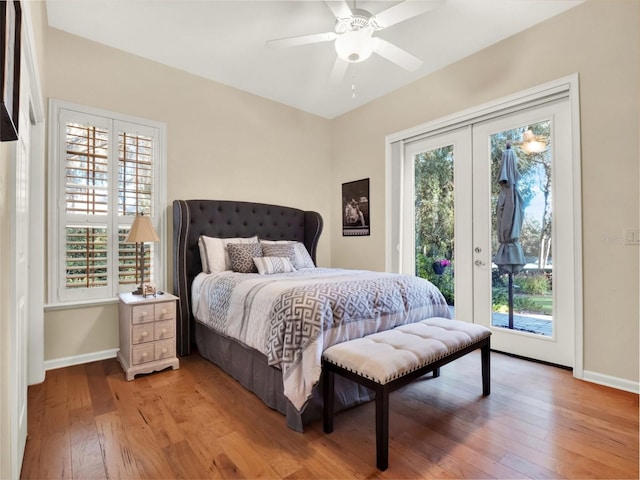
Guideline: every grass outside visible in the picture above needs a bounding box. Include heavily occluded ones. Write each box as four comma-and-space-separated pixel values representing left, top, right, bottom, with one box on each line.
526, 294, 552, 315
494, 293, 552, 316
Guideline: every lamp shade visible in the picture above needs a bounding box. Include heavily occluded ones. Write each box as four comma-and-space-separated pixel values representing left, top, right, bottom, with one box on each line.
125, 214, 160, 243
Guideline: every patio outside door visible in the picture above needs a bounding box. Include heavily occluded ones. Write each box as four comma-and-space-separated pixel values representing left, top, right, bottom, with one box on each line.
403, 99, 574, 367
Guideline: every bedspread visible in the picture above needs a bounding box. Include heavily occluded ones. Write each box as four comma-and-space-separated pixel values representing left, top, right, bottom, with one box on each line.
192, 268, 451, 410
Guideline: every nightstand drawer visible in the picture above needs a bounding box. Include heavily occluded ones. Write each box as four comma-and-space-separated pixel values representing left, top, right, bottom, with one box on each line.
132, 304, 154, 324
155, 302, 175, 321
132, 324, 154, 344
132, 343, 155, 365
154, 320, 174, 340
155, 339, 175, 361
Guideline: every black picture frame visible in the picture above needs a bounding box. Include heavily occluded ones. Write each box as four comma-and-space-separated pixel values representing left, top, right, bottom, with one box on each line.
1, 0, 21, 142
342, 178, 370, 236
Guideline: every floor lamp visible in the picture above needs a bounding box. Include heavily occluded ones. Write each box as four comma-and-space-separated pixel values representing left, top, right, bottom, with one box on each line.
125, 213, 160, 297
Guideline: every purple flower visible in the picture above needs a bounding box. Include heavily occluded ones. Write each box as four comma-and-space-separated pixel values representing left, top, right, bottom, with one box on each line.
437, 259, 451, 267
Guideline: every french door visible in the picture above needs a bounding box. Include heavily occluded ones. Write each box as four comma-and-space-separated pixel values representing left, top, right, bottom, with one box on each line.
401, 99, 574, 367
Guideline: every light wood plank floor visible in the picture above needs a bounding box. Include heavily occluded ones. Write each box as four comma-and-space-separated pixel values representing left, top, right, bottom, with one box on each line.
21, 351, 638, 479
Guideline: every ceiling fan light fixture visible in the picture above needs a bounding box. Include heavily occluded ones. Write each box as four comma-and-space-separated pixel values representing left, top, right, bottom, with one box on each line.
335, 28, 375, 63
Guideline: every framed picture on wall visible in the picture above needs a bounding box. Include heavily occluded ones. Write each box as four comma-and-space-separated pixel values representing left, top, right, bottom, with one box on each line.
1, 0, 21, 142
342, 178, 370, 236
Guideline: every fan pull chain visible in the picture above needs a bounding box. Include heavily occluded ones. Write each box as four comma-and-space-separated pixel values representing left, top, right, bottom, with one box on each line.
351, 63, 357, 100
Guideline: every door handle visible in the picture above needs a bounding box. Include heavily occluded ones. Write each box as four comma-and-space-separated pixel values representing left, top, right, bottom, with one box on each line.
475, 260, 485, 266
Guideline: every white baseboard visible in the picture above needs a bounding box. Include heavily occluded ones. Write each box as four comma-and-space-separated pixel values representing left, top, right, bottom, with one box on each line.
41, 350, 640, 395
582, 370, 639, 394
44, 348, 119, 371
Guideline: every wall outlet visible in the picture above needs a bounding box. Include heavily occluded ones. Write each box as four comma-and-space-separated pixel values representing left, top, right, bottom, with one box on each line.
623, 228, 640, 245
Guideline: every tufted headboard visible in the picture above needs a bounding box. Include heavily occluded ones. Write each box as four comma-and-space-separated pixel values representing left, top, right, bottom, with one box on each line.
172, 199, 323, 355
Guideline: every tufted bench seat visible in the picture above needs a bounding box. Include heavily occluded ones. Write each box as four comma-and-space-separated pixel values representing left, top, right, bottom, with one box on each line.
322, 317, 491, 471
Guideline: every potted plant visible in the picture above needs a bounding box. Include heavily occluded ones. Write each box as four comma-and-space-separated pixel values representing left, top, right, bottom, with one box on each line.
432, 259, 451, 275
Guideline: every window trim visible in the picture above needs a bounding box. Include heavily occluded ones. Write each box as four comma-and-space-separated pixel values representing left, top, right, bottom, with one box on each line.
47, 99, 167, 308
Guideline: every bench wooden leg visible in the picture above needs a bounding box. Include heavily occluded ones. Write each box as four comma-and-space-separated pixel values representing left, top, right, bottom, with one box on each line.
481, 340, 490, 396
375, 385, 389, 471
323, 368, 335, 433
432, 367, 440, 378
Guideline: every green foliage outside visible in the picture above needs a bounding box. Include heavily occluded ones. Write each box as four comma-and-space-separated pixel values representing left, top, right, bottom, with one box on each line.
492, 271, 550, 314
417, 254, 454, 305
414, 146, 455, 305
514, 273, 550, 295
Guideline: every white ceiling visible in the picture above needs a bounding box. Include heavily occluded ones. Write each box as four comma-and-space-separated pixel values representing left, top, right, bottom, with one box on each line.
45, 0, 582, 119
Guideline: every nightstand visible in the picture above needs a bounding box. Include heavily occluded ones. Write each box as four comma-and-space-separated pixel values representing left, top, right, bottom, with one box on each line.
117, 291, 180, 381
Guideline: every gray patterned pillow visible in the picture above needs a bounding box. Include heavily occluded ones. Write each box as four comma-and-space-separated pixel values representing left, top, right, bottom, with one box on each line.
227, 243, 263, 273
262, 243, 296, 266
260, 240, 316, 269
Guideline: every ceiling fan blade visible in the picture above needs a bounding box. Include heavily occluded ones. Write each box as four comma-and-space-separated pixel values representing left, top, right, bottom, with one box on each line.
329, 56, 349, 85
325, 0, 352, 20
266, 31, 336, 48
373, 38, 423, 71
371, 0, 444, 29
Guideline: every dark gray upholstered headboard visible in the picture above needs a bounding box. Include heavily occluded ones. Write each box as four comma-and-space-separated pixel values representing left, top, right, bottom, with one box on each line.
173, 199, 323, 355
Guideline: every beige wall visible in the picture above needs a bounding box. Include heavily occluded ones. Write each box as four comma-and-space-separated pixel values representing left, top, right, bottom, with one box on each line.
38, 9, 332, 361
330, 0, 639, 384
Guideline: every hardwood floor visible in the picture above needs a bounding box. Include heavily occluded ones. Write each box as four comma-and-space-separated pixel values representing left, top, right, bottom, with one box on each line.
21, 351, 638, 479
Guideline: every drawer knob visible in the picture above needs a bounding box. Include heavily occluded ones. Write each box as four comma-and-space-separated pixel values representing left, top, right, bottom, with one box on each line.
162, 348, 168, 354
161, 308, 168, 315
142, 352, 148, 358
161, 328, 167, 334
141, 311, 148, 316
141, 331, 148, 337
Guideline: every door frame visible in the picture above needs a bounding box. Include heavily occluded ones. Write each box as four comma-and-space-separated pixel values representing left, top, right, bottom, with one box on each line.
1, 2, 46, 477
385, 74, 583, 377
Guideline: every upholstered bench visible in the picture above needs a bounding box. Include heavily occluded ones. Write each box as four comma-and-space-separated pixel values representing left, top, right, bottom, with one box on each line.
322, 317, 491, 471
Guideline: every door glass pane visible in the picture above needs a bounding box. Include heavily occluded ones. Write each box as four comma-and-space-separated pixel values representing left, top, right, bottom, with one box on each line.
414, 145, 455, 311
490, 121, 552, 336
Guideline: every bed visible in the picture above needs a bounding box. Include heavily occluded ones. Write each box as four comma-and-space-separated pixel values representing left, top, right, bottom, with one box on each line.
173, 199, 451, 431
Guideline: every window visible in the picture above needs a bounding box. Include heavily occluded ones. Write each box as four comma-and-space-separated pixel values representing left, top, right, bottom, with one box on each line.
48, 100, 166, 305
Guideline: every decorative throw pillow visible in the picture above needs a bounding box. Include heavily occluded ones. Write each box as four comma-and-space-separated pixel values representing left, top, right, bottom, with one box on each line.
253, 257, 296, 275
262, 243, 297, 266
198, 235, 259, 273
291, 242, 315, 269
259, 239, 291, 245
227, 243, 263, 273
261, 240, 316, 269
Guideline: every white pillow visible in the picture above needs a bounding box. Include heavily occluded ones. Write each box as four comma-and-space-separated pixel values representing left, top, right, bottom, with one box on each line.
253, 256, 297, 275
292, 242, 315, 269
198, 235, 259, 273
260, 239, 315, 269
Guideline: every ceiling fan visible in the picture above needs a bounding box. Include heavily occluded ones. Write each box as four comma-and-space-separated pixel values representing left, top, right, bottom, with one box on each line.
266, 0, 444, 84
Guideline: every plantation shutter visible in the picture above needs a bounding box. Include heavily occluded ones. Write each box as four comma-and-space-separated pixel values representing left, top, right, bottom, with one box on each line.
118, 130, 155, 287
64, 124, 109, 290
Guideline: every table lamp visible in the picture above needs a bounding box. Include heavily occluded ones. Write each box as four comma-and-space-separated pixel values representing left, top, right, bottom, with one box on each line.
125, 213, 160, 296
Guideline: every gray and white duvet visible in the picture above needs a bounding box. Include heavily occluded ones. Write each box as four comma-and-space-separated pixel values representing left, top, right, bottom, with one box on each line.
192, 268, 451, 411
